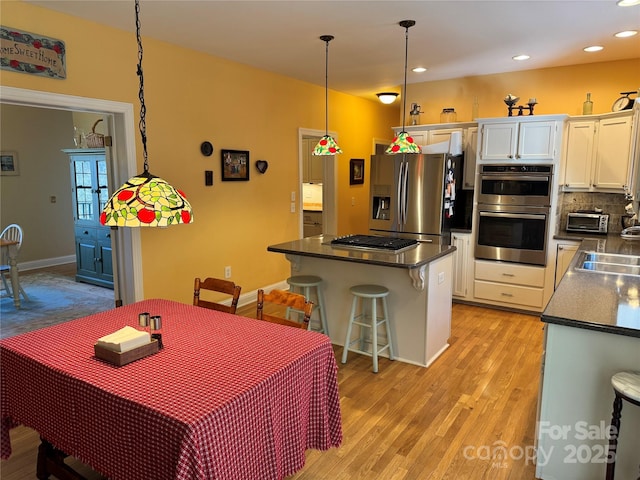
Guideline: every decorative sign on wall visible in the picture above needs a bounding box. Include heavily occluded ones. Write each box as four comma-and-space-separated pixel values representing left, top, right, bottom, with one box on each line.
0, 26, 66, 79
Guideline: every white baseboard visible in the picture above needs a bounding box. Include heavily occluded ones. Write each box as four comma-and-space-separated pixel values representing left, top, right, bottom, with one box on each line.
19, 255, 76, 272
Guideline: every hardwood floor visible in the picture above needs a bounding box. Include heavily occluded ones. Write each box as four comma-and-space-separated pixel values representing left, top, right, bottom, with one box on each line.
1, 303, 542, 480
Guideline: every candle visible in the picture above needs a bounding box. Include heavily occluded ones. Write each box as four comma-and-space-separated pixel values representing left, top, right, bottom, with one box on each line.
528, 98, 537, 104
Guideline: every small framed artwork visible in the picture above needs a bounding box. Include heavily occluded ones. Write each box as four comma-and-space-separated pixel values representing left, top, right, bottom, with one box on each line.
221, 149, 250, 181
350, 158, 364, 185
0, 152, 19, 176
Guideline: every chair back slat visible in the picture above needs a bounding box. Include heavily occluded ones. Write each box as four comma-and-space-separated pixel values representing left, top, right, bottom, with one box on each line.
193, 277, 241, 314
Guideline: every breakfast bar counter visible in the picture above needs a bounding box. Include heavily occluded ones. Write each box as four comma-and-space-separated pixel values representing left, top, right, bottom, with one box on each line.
268, 235, 456, 368
536, 236, 640, 480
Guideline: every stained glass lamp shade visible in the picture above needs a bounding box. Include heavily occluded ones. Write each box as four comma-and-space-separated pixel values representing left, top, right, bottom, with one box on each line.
386, 132, 421, 154
313, 35, 342, 156
101, 171, 192, 227
313, 135, 342, 155
100, 0, 192, 228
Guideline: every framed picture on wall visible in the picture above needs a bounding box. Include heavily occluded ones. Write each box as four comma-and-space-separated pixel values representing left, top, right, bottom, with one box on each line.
0, 152, 19, 176
350, 158, 364, 185
221, 149, 250, 181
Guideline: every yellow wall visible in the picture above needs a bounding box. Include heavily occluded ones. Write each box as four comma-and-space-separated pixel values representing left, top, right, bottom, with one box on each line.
2, 2, 638, 304
0, 1, 398, 302
404, 59, 639, 125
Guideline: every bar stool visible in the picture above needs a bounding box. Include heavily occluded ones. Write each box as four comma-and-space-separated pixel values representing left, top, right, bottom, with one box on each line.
341, 284, 394, 373
286, 275, 329, 335
606, 371, 640, 480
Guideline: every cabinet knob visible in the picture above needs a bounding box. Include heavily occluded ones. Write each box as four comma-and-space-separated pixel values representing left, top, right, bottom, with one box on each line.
83, 230, 89, 235
515, 154, 521, 159
508, 155, 513, 159
558, 246, 564, 250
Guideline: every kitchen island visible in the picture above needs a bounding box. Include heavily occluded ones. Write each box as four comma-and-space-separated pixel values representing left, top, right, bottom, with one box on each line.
537, 236, 640, 480
267, 234, 455, 368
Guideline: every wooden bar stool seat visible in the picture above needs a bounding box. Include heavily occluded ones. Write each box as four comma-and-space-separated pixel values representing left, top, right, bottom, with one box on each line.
606, 371, 640, 480
341, 284, 394, 373
286, 275, 329, 335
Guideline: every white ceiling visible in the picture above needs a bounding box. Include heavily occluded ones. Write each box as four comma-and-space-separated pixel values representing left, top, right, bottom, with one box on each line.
27, 0, 640, 100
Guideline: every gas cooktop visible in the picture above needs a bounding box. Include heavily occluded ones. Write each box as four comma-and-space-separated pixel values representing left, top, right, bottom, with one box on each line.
329, 234, 418, 252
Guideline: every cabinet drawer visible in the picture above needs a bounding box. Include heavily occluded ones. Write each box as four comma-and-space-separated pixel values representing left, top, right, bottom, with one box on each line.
474, 280, 544, 308
303, 211, 322, 224
74, 226, 97, 239
475, 260, 545, 287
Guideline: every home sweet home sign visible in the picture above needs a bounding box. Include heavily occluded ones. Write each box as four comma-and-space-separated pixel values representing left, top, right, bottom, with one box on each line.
0, 26, 66, 79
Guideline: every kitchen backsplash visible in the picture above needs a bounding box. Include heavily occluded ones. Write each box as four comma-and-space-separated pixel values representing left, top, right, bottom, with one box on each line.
557, 192, 629, 233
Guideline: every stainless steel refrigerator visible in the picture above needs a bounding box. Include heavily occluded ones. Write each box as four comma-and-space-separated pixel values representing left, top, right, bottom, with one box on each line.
369, 153, 463, 244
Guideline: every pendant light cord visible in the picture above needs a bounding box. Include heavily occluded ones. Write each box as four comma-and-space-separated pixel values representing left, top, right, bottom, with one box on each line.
135, 0, 149, 173
401, 24, 409, 131
324, 39, 328, 135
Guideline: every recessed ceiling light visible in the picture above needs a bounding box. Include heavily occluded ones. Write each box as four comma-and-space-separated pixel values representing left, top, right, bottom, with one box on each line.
583, 45, 604, 52
617, 0, 640, 6
412, 67, 427, 73
512, 54, 530, 61
615, 30, 638, 38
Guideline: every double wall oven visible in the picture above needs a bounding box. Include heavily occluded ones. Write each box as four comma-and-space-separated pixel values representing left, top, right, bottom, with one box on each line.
475, 164, 553, 266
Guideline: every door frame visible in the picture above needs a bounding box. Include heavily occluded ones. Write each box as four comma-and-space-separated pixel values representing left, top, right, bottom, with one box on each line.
298, 128, 337, 235
0, 86, 142, 304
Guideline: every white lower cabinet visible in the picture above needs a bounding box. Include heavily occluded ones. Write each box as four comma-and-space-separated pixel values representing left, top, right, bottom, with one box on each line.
554, 242, 579, 288
451, 232, 472, 299
474, 260, 546, 309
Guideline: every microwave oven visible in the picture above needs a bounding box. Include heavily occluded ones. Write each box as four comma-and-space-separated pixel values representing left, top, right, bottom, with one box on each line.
566, 212, 609, 234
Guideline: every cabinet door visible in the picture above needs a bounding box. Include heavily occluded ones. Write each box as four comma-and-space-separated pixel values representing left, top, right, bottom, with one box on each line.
554, 243, 578, 288
563, 121, 596, 189
463, 127, 478, 190
427, 128, 462, 145
452, 233, 470, 298
593, 115, 633, 190
517, 121, 556, 160
479, 123, 518, 160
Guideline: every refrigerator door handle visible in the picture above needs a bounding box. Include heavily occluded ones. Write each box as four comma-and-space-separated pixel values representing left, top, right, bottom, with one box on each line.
402, 160, 409, 225
397, 161, 405, 226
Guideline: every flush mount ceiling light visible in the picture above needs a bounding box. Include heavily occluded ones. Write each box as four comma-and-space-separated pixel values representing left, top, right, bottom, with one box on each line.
615, 30, 638, 37
512, 54, 530, 61
617, 0, 640, 6
312, 35, 342, 156
386, 20, 421, 155
377, 92, 399, 104
583, 45, 604, 52
101, 0, 193, 227
412, 67, 427, 73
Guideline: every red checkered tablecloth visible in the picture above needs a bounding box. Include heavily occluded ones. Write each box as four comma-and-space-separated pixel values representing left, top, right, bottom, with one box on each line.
0, 299, 342, 479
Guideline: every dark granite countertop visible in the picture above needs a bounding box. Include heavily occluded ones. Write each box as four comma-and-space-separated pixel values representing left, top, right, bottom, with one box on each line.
542, 235, 640, 338
267, 234, 455, 269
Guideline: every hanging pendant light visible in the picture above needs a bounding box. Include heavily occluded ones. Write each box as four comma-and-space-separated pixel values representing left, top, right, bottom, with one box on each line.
101, 0, 193, 227
313, 35, 342, 156
386, 20, 421, 155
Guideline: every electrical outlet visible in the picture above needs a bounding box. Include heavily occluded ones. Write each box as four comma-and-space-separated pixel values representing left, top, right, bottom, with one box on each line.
290, 202, 296, 213
291, 191, 296, 201
438, 272, 445, 284
224, 266, 231, 278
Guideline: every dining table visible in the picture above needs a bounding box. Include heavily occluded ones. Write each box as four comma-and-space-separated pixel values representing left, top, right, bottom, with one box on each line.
0, 299, 343, 480
0, 238, 21, 308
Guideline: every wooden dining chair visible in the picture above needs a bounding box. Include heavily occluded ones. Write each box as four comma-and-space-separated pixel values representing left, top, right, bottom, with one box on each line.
1, 223, 29, 301
256, 289, 313, 329
193, 277, 242, 314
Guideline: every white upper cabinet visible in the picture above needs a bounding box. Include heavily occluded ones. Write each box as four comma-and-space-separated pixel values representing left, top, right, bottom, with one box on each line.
463, 126, 478, 189
561, 111, 635, 192
479, 119, 557, 161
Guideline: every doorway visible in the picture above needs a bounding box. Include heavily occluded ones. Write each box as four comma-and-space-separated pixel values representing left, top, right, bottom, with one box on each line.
0, 86, 142, 304
298, 128, 338, 236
